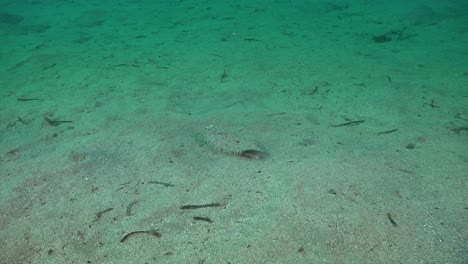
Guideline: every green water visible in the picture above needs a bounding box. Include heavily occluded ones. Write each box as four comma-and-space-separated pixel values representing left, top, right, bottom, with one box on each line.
1, 1, 467, 263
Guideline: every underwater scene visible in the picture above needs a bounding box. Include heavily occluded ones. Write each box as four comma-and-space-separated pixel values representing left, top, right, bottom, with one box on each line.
0, 0, 467, 263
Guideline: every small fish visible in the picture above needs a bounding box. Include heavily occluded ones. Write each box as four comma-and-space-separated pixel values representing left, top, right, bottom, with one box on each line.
240, 149, 268, 160
17, 98, 41, 101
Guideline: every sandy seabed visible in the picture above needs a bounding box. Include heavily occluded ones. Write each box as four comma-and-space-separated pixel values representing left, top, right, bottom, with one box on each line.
0, 1, 467, 263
